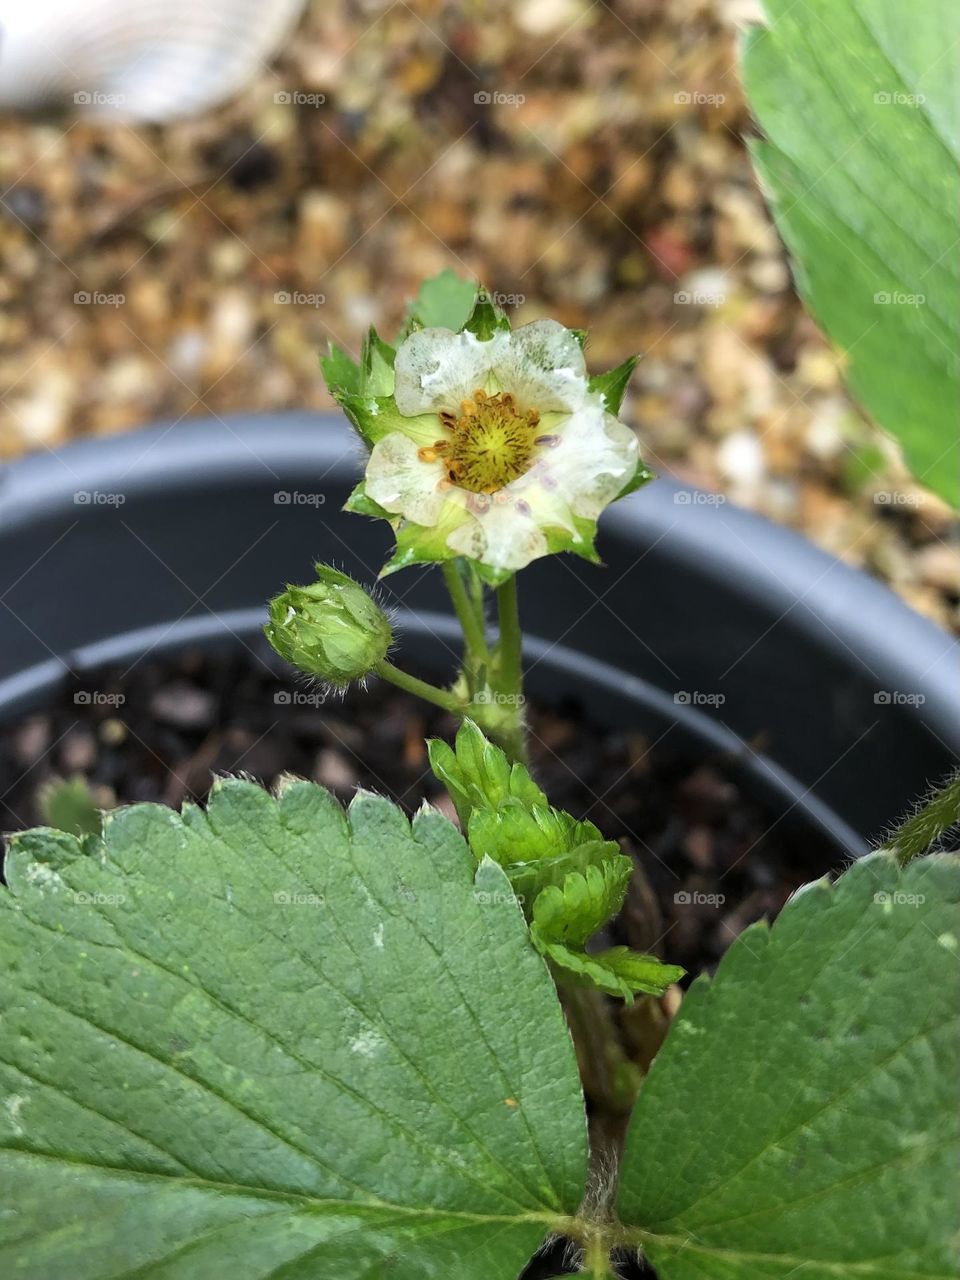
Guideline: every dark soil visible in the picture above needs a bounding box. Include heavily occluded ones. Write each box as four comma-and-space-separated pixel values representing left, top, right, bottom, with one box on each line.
0, 640, 841, 1279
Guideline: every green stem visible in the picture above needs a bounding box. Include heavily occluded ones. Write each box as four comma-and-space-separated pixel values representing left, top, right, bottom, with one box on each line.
880, 769, 960, 866
442, 561, 489, 686
492, 575, 527, 763
374, 660, 464, 715
495, 575, 523, 695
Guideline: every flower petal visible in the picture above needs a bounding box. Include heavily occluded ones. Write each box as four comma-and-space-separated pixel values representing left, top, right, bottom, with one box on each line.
446, 499, 549, 573
492, 319, 588, 412
393, 327, 504, 415
365, 432, 449, 526
544, 403, 639, 519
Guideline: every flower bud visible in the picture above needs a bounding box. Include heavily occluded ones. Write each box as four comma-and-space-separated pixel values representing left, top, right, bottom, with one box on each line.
265, 565, 392, 686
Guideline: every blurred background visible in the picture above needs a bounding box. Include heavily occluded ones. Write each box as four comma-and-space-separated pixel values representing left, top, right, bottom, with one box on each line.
1, 0, 957, 632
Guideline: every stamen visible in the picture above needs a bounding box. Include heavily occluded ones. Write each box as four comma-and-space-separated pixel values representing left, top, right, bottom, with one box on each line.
420, 389, 543, 494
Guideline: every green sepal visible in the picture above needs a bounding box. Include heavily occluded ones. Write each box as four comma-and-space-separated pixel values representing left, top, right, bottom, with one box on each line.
360, 327, 396, 396
463, 285, 511, 341
472, 560, 518, 588
530, 858, 633, 948
588, 355, 639, 413
543, 516, 602, 566
319, 342, 362, 396
379, 508, 471, 577
534, 937, 684, 1002
343, 479, 392, 520
334, 392, 437, 450
616, 461, 655, 501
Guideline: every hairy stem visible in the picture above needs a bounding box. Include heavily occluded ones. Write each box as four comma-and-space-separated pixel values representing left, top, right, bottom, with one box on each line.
489, 575, 528, 763
442, 561, 489, 666
374, 660, 464, 714
880, 769, 960, 865
495, 575, 523, 694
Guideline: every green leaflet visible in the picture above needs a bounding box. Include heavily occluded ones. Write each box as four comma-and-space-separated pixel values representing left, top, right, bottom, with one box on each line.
36, 775, 103, 839
404, 269, 479, 334
0, 780, 587, 1278
427, 719, 548, 828
617, 852, 960, 1277
742, 0, 960, 505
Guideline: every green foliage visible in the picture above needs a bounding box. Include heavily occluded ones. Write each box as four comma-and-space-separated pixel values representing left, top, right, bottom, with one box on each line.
743, 0, 960, 505
264, 563, 392, 687
429, 722, 684, 1001
427, 719, 547, 826
35, 775, 102, 838
2, 778, 956, 1274
617, 852, 960, 1276
0, 780, 587, 1278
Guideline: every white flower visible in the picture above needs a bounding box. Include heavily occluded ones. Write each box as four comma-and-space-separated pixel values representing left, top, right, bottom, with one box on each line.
360, 319, 642, 580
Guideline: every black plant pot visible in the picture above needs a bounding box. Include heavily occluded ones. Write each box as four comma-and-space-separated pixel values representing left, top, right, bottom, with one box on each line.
1, 413, 957, 859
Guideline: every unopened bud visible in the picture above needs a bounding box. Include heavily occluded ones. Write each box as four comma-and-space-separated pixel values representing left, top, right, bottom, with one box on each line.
265, 565, 392, 686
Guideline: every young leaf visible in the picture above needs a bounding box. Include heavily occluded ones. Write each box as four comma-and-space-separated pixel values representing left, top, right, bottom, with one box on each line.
536, 941, 683, 1002
427, 719, 548, 827
742, 0, 960, 505
405, 268, 478, 333
0, 781, 587, 1277
36, 775, 102, 838
531, 860, 633, 949
617, 852, 960, 1277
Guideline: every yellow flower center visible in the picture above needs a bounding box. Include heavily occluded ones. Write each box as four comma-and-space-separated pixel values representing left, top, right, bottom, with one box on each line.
418, 389, 543, 494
